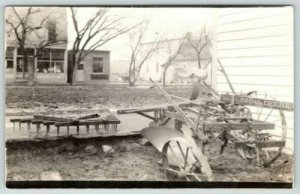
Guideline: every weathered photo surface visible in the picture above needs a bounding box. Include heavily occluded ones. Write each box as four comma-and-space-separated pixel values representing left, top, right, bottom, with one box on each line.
5, 6, 294, 188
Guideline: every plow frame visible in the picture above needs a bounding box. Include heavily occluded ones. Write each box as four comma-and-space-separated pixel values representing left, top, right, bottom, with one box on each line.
117, 75, 293, 181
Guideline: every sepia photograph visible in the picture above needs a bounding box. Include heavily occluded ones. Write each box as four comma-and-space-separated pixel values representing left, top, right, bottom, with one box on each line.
4, 6, 294, 188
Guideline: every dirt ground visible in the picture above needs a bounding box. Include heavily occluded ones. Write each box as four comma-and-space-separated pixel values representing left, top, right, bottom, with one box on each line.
6, 135, 293, 182
5, 84, 294, 182
6, 84, 195, 113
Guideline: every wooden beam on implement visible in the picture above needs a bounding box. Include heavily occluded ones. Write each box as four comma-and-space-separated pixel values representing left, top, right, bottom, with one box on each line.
136, 112, 156, 121
164, 111, 187, 123
220, 94, 294, 112
117, 106, 164, 114
235, 140, 286, 149
204, 121, 274, 132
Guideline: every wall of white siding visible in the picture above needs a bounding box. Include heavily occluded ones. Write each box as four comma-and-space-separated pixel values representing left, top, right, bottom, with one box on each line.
215, 7, 294, 152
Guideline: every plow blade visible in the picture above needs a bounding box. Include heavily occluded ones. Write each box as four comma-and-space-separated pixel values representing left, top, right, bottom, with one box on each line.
141, 126, 184, 152
142, 126, 214, 181
142, 127, 197, 170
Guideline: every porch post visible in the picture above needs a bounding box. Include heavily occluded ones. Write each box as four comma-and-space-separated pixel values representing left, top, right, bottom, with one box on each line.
13, 47, 17, 80
64, 49, 68, 83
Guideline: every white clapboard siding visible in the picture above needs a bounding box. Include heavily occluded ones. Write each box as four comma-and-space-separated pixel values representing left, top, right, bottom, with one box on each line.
216, 7, 294, 153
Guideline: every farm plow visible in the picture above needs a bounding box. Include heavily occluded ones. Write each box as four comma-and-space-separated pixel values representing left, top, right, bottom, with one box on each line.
118, 78, 293, 181
116, 63, 294, 181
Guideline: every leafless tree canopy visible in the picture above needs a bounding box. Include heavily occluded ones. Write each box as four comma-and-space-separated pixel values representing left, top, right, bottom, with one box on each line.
186, 26, 212, 69
127, 21, 159, 86
69, 7, 139, 84
161, 37, 186, 86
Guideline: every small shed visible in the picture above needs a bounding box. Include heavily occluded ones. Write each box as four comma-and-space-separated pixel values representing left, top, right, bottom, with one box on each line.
68, 50, 110, 84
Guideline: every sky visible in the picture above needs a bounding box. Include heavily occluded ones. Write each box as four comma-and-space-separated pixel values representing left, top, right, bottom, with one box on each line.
66, 8, 216, 73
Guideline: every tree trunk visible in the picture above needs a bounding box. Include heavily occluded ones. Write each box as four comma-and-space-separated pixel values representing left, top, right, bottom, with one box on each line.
20, 44, 27, 79
71, 61, 78, 85
27, 57, 34, 85
128, 74, 137, 86
162, 62, 172, 86
128, 69, 136, 86
162, 67, 167, 86
197, 53, 201, 69
129, 79, 136, 86
68, 53, 77, 85
128, 62, 136, 86
68, 66, 73, 84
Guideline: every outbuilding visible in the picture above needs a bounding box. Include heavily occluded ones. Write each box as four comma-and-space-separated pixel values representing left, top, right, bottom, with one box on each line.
68, 50, 110, 84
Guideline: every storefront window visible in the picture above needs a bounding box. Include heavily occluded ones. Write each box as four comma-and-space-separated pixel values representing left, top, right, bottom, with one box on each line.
16, 57, 29, 72
51, 49, 64, 60
37, 61, 51, 73
17, 48, 34, 56
52, 62, 64, 73
5, 47, 65, 73
37, 49, 50, 60
6, 60, 13, 73
6, 47, 14, 70
37, 49, 64, 73
6, 47, 14, 60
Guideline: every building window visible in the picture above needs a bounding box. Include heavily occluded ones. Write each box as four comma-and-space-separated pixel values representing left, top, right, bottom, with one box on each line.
6, 47, 14, 60
51, 49, 64, 61
37, 49, 64, 73
52, 62, 64, 73
17, 48, 34, 56
16, 57, 29, 72
46, 20, 58, 43
78, 62, 84, 70
93, 57, 103, 73
6, 60, 13, 69
13, 48, 34, 73
6, 47, 14, 70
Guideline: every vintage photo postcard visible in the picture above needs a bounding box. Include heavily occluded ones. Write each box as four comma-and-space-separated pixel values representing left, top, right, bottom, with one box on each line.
4, 6, 294, 188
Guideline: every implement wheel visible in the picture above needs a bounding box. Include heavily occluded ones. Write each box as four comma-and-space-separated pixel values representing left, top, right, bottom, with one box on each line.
236, 92, 287, 167
162, 137, 211, 181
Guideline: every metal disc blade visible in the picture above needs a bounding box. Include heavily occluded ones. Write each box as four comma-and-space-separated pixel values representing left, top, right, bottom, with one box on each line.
141, 126, 184, 152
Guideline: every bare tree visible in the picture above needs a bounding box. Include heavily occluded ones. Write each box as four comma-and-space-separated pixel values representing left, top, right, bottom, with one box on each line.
5, 7, 65, 85
69, 7, 138, 84
161, 37, 186, 86
186, 27, 212, 69
127, 21, 159, 86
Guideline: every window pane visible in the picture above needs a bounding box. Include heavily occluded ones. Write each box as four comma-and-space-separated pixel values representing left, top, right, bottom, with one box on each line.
37, 61, 51, 73
16, 57, 28, 72
26, 48, 34, 56
17, 48, 34, 56
51, 49, 64, 61
52, 62, 64, 73
6, 60, 13, 69
93, 57, 103, 73
37, 49, 50, 60
6, 47, 14, 59
78, 63, 84, 70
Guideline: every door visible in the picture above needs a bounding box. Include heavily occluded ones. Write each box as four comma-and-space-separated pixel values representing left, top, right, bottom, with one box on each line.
76, 62, 85, 82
